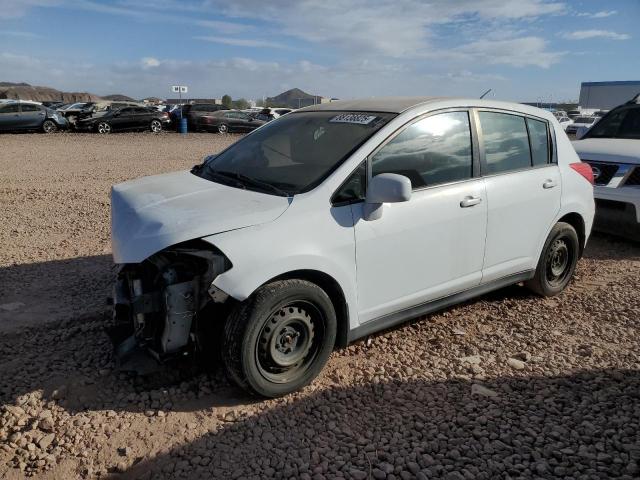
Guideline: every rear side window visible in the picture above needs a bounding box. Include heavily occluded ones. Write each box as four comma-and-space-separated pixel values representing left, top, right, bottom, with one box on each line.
371, 111, 473, 189
0, 104, 20, 113
479, 112, 530, 174
526, 118, 549, 166
21, 104, 40, 112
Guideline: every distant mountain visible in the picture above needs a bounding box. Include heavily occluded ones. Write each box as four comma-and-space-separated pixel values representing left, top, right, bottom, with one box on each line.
266, 88, 324, 109
0, 82, 102, 103
102, 94, 136, 101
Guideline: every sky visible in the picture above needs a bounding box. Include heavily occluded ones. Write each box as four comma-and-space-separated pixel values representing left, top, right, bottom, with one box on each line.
0, 0, 638, 102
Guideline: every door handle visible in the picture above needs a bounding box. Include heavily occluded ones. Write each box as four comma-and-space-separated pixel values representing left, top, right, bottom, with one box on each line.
460, 196, 482, 208
543, 179, 557, 189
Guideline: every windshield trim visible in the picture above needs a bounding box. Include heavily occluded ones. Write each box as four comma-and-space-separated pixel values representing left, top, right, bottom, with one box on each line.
196, 110, 397, 196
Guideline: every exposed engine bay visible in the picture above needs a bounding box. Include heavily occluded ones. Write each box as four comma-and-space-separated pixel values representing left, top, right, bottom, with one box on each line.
108, 241, 231, 367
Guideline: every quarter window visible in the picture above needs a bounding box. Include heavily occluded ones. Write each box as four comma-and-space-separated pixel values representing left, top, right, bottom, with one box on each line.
479, 112, 531, 174
332, 161, 367, 205
371, 111, 473, 189
526, 118, 549, 166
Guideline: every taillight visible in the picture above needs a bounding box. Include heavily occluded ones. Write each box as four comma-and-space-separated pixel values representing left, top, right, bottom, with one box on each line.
570, 162, 594, 185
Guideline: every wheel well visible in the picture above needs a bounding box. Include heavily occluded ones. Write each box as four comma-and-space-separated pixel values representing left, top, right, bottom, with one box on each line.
268, 270, 349, 349
558, 212, 586, 257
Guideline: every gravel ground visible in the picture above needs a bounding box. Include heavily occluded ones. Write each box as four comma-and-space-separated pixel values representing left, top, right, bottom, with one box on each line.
0, 132, 639, 480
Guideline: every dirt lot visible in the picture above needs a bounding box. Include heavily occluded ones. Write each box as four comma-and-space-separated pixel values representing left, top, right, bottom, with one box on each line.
1, 132, 639, 480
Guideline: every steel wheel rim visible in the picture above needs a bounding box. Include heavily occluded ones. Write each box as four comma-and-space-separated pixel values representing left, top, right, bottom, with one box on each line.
255, 300, 325, 384
546, 237, 571, 286
98, 122, 111, 134
218, 124, 228, 134
151, 120, 161, 132
43, 121, 56, 133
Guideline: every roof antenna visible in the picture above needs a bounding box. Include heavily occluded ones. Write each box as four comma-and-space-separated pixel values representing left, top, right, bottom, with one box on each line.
480, 88, 492, 99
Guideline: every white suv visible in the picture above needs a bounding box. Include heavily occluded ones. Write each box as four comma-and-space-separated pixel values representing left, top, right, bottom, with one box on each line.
110, 97, 595, 397
572, 96, 640, 241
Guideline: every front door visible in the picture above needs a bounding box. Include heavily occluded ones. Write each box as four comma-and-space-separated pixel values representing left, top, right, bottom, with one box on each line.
352, 110, 488, 323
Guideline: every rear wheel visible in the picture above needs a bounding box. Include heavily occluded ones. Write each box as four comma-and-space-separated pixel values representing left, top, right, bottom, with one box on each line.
150, 119, 162, 133
221, 279, 336, 397
96, 122, 111, 134
42, 120, 57, 133
217, 123, 229, 134
526, 222, 579, 296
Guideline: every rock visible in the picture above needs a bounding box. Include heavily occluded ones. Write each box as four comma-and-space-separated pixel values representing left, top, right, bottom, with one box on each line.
460, 355, 481, 365
118, 446, 132, 456
372, 468, 386, 479
350, 470, 368, 480
471, 384, 499, 398
39, 418, 54, 432
38, 433, 55, 450
507, 358, 526, 370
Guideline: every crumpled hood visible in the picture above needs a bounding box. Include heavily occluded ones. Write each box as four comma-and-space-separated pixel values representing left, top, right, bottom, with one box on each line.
111, 170, 291, 263
572, 138, 640, 165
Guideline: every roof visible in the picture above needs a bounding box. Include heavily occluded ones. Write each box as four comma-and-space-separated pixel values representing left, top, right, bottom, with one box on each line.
581, 81, 640, 87
299, 96, 445, 113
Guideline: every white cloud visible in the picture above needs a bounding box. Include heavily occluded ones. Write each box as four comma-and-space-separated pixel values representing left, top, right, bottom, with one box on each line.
578, 10, 617, 18
0, 31, 41, 38
563, 30, 630, 41
453, 37, 564, 68
141, 57, 161, 68
0, 0, 61, 19
194, 36, 288, 49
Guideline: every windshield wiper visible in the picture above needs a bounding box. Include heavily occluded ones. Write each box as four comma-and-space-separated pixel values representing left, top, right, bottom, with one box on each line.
213, 170, 291, 196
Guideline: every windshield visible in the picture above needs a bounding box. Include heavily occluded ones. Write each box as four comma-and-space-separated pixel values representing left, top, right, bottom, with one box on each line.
584, 107, 640, 140
194, 111, 395, 195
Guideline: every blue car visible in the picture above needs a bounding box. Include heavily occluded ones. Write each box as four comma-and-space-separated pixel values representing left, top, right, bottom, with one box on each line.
0, 101, 68, 133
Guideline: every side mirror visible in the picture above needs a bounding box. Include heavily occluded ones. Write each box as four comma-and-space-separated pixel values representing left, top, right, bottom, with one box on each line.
574, 126, 588, 140
363, 173, 412, 221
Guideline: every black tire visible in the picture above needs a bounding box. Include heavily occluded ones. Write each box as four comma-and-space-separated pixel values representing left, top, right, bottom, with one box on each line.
221, 279, 336, 397
526, 222, 580, 296
217, 123, 229, 134
42, 120, 57, 133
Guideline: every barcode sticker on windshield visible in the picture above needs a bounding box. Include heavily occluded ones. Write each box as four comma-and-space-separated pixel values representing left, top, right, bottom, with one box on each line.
329, 114, 378, 125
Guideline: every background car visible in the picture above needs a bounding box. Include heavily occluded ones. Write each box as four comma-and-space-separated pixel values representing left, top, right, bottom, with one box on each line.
197, 109, 266, 133
0, 101, 68, 133
565, 116, 597, 135
183, 103, 229, 130
572, 95, 640, 241
75, 106, 170, 133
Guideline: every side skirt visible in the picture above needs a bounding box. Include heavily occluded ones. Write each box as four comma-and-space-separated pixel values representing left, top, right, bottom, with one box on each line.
347, 270, 535, 343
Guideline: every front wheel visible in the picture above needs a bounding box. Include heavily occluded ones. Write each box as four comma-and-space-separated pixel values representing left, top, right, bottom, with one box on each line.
96, 122, 112, 134
150, 119, 162, 133
42, 120, 58, 133
221, 279, 336, 397
217, 123, 229, 134
526, 222, 579, 296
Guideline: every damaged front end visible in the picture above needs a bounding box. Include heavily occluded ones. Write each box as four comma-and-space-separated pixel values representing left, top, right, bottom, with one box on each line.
107, 240, 231, 370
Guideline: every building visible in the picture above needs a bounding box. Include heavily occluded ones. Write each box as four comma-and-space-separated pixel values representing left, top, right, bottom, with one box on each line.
166, 98, 221, 105
578, 81, 640, 111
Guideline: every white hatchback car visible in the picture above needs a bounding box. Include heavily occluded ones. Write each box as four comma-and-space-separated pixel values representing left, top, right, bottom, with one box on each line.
110, 97, 595, 397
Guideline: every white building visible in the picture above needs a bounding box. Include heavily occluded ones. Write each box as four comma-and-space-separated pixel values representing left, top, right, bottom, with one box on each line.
579, 81, 640, 111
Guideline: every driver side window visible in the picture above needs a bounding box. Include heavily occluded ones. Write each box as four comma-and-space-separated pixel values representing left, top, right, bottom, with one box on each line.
371, 111, 473, 189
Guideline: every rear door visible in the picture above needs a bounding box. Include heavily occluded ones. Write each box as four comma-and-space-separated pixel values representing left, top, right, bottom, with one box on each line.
0, 103, 21, 130
475, 109, 561, 282
19, 103, 46, 128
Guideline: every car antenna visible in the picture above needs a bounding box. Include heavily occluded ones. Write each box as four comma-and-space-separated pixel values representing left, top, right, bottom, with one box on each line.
480, 88, 492, 99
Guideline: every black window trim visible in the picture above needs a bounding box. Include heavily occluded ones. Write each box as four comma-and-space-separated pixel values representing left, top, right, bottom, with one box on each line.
330, 160, 368, 207
473, 107, 556, 178
365, 107, 481, 193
